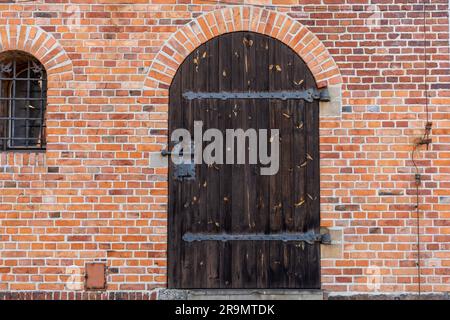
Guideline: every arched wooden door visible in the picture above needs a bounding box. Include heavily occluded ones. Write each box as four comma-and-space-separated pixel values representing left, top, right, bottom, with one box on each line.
168, 32, 322, 289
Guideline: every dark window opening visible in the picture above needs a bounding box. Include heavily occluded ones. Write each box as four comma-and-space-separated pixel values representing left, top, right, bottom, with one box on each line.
0, 51, 47, 151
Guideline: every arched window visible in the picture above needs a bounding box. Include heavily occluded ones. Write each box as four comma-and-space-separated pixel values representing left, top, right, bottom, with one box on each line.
0, 51, 47, 150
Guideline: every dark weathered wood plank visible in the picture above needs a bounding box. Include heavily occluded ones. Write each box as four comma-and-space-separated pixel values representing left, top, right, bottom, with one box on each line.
204, 37, 221, 288
168, 52, 183, 288
217, 33, 233, 289
254, 34, 271, 289
180, 43, 196, 288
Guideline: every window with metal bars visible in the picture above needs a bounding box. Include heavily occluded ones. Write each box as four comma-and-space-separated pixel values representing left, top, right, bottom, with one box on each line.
0, 51, 47, 151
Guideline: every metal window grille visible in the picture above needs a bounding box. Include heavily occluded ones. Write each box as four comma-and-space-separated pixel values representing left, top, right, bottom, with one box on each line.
0, 52, 47, 151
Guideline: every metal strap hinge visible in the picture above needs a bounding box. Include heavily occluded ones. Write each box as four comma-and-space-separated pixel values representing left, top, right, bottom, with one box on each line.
183, 89, 330, 102
183, 231, 331, 245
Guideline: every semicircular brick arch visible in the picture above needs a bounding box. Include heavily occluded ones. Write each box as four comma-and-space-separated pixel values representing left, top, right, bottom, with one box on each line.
0, 24, 73, 83
143, 6, 341, 93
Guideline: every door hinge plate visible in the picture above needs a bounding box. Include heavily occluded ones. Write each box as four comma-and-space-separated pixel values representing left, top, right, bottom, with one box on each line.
173, 162, 196, 180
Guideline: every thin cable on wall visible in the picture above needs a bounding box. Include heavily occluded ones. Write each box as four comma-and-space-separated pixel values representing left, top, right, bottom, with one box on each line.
410, 0, 433, 300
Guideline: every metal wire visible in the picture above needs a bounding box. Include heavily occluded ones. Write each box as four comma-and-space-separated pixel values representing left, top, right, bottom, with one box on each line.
410, 0, 433, 300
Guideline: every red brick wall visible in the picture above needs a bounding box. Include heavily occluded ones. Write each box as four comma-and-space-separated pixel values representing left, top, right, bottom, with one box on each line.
0, 0, 448, 298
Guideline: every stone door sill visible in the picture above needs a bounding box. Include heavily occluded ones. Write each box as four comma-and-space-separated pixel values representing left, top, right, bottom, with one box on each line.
158, 289, 323, 300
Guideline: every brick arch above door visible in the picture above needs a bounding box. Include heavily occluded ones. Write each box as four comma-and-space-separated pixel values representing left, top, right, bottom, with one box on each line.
143, 6, 342, 94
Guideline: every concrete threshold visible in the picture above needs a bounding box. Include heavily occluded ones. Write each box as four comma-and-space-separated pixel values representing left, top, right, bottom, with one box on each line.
158, 289, 323, 300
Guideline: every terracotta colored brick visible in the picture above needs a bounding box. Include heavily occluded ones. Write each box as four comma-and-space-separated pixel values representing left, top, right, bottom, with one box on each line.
0, 2, 447, 300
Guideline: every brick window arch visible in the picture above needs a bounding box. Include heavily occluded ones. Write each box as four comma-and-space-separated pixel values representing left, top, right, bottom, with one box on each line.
0, 24, 74, 155
0, 51, 47, 150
